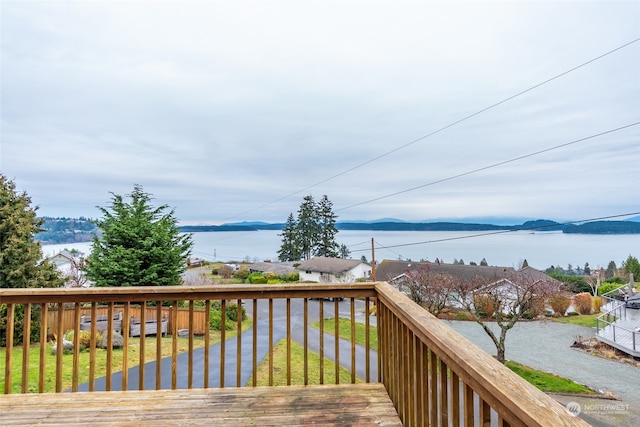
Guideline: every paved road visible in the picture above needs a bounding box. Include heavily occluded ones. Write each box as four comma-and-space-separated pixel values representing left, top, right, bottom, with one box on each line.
77, 298, 374, 391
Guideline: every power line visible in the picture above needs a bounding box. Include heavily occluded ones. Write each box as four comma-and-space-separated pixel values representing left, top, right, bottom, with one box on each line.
221, 37, 640, 222
337, 121, 640, 212
350, 212, 640, 254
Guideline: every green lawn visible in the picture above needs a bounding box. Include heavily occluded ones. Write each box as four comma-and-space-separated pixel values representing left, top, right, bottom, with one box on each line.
249, 339, 358, 386
552, 313, 601, 328
505, 360, 594, 394
311, 318, 378, 350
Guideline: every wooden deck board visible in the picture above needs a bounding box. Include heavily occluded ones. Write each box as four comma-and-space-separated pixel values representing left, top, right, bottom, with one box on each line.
0, 383, 402, 426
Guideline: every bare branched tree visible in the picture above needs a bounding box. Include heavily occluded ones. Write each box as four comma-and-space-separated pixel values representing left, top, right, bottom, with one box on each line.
401, 266, 454, 316
583, 271, 603, 296
449, 272, 564, 363
64, 257, 88, 288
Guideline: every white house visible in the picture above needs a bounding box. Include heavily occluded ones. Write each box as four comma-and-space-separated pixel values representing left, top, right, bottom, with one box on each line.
296, 257, 371, 283
47, 250, 89, 287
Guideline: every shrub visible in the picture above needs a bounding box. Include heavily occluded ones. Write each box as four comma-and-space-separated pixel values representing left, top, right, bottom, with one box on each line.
233, 269, 250, 281
209, 311, 234, 331
218, 266, 234, 279
287, 272, 300, 282
548, 294, 571, 317
523, 295, 546, 318
65, 330, 94, 349
598, 282, 624, 296
573, 293, 593, 315
454, 312, 472, 321
248, 273, 267, 284
592, 296, 603, 313
209, 301, 247, 322
473, 295, 495, 319
1, 303, 42, 347
264, 272, 279, 282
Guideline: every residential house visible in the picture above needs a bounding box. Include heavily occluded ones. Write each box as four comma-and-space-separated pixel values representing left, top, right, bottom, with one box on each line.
297, 257, 371, 283
188, 257, 205, 268
47, 250, 89, 287
376, 260, 562, 315
376, 259, 515, 289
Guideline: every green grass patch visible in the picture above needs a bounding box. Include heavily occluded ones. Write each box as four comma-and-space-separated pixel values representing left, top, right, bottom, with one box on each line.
249, 339, 358, 386
310, 318, 378, 351
552, 313, 600, 328
505, 360, 594, 394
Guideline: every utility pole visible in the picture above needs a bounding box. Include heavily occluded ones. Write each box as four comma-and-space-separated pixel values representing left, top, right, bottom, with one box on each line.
371, 238, 376, 281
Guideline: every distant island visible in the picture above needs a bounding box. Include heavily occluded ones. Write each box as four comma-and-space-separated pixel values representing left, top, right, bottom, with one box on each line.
36, 217, 640, 245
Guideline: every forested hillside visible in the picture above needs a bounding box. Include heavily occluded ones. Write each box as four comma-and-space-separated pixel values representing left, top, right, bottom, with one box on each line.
36, 217, 97, 244
35, 217, 640, 245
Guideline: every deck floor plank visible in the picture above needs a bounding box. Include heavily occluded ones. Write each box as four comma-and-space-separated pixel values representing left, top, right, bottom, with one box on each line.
1, 383, 402, 426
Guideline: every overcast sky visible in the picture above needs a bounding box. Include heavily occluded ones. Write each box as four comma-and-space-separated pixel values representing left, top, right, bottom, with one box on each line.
1, 1, 639, 225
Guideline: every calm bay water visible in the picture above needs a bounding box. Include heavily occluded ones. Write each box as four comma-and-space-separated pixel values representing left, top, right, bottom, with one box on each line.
43, 230, 639, 271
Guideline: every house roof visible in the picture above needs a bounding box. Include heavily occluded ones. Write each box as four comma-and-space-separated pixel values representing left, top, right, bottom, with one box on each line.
376, 260, 515, 283
376, 260, 562, 287
297, 257, 369, 274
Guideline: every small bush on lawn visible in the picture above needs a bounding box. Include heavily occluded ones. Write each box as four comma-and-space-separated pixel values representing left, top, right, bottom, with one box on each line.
233, 269, 250, 281
473, 295, 495, 319
248, 273, 268, 284
574, 293, 593, 315
548, 294, 571, 317
592, 296, 603, 313
209, 311, 234, 331
264, 272, 279, 282
454, 312, 472, 321
209, 301, 247, 322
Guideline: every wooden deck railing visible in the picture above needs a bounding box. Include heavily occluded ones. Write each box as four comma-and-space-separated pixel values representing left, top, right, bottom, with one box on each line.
1, 282, 587, 426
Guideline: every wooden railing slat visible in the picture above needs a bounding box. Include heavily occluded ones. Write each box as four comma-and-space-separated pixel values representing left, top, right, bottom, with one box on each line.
0, 282, 588, 427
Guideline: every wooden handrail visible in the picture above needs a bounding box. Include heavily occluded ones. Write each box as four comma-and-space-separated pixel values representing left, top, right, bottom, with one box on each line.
1, 282, 587, 426
375, 281, 588, 426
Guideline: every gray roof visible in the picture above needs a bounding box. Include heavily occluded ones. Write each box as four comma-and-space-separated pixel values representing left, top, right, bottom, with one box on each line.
297, 257, 369, 274
376, 260, 515, 282
376, 260, 561, 286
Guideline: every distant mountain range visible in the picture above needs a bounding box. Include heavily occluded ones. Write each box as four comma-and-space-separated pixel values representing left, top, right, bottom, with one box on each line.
183, 218, 640, 234
36, 216, 640, 245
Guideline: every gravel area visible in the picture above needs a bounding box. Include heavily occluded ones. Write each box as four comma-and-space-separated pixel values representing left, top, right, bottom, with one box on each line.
445, 320, 640, 426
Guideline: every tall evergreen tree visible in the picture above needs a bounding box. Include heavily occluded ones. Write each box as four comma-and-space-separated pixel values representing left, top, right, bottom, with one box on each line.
296, 195, 320, 261
277, 213, 301, 262
277, 194, 343, 261
1, 175, 63, 346
605, 260, 617, 279
622, 255, 640, 281
85, 185, 193, 287
315, 195, 339, 258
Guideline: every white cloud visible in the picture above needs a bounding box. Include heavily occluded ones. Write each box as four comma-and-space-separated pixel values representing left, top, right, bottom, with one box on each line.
1, 1, 638, 224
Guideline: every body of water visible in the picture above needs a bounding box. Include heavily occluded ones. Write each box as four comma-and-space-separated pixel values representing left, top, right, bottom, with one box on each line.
42, 230, 639, 271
